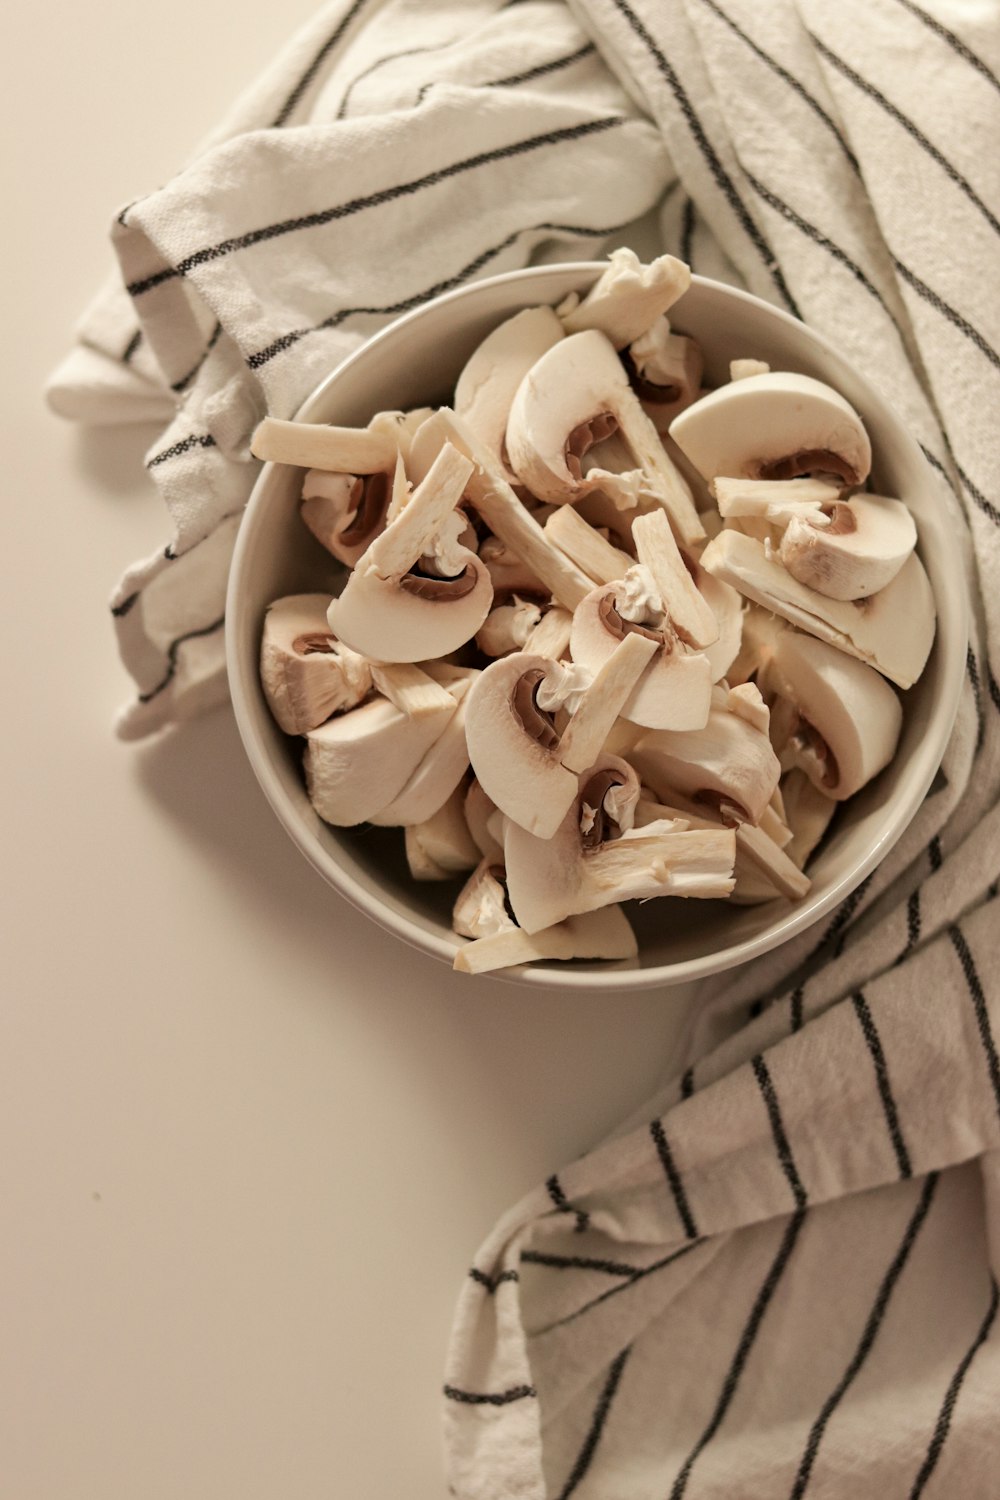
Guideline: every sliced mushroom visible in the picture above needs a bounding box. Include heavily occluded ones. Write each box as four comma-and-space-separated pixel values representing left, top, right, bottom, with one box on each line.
699, 528, 935, 689
464, 652, 579, 838
711, 476, 841, 527
327, 442, 493, 663
725, 603, 786, 687
404, 828, 452, 882
476, 596, 544, 658
504, 756, 735, 933
523, 605, 573, 661
454, 861, 516, 941
628, 683, 781, 827
543, 505, 633, 585
781, 768, 838, 869
303, 691, 457, 826
475, 536, 542, 600
250, 412, 400, 473
632, 509, 719, 650
368, 674, 477, 826
454, 305, 565, 481
633, 793, 808, 901
570, 572, 713, 731
626, 318, 703, 430
418, 409, 596, 610
669, 372, 872, 488
505, 330, 704, 543
556, 632, 659, 774
760, 631, 902, 801
463, 779, 504, 863
559, 249, 690, 348
778, 494, 917, 600
368, 662, 457, 718
730, 359, 770, 381
404, 784, 482, 879
453, 903, 638, 974
260, 594, 372, 735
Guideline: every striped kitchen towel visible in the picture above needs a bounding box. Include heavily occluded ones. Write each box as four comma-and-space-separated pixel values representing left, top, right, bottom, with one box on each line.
46, 0, 674, 739
50, 0, 1000, 1494
441, 2, 1000, 1497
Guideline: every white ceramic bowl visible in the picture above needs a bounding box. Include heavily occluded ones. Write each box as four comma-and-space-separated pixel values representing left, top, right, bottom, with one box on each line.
226, 264, 966, 989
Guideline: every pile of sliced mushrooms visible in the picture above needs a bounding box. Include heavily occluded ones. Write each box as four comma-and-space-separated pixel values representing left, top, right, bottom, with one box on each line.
251, 250, 936, 975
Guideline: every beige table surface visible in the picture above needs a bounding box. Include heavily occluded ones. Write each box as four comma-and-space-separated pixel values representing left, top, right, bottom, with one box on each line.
2, 6, 701, 1495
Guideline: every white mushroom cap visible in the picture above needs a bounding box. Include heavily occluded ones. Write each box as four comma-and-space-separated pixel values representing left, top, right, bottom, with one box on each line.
761, 630, 902, 801
628, 684, 781, 826
327, 443, 493, 663
570, 578, 713, 731
559, 249, 691, 348
454, 305, 565, 481
669, 372, 872, 488
627, 319, 703, 431
505, 330, 704, 543
463, 779, 504, 863
303, 691, 457, 826
778, 493, 917, 600
504, 754, 735, 933
259, 594, 372, 735
781, 769, 837, 869
464, 652, 578, 839
301, 466, 399, 569
699, 528, 936, 689
368, 675, 477, 826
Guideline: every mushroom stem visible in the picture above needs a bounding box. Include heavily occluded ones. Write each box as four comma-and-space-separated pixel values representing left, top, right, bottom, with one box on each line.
558, 633, 660, 774
543, 506, 633, 585
453, 906, 637, 973
251, 416, 399, 473
632, 508, 719, 649
366, 443, 473, 579
369, 663, 458, 718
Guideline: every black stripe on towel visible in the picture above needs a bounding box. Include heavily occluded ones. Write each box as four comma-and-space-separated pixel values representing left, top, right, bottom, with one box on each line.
680, 1065, 696, 1100
680, 197, 695, 269
542, 1242, 704, 1331
892, 255, 1000, 376
245, 214, 634, 369
605, 0, 801, 316
126, 116, 627, 296
890, 0, 1000, 99
921, 441, 1000, 530
743, 171, 894, 318
948, 925, 1000, 1120
895, 888, 922, 967
909, 1276, 1000, 1497
111, 592, 138, 619
146, 433, 217, 469
521, 1250, 640, 1278
851, 990, 912, 1179
335, 41, 457, 120
468, 1268, 519, 1293
928, 836, 943, 871
667, 1059, 809, 1499
137, 616, 225, 705
555, 1347, 632, 1500
789, 985, 806, 1033
170, 322, 222, 394
752, 1055, 807, 1208
789, 1174, 939, 1499
443, 1382, 536, 1405
488, 42, 596, 91
271, 0, 374, 126
988, 663, 1000, 716
811, 36, 1000, 240
547, 1174, 589, 1234
649, 1119, 698, 1239
697, 0, 860, 174
966, 646, 986, 754
121, 329, 142, 364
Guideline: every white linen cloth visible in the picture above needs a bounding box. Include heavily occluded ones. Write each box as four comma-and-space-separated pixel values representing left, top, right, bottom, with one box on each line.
50, 1, 1000, 1496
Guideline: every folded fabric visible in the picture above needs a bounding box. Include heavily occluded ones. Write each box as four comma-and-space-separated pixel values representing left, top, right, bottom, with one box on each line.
438, 1, 1000, 1495
47, 0, 673, 739
52, 0, 1000, 1495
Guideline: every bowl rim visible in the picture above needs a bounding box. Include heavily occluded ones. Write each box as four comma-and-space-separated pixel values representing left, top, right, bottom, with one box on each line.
226, 262, 967, 991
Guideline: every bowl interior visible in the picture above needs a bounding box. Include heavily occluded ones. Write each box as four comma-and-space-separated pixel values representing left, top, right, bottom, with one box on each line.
227, 264, 966, 990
